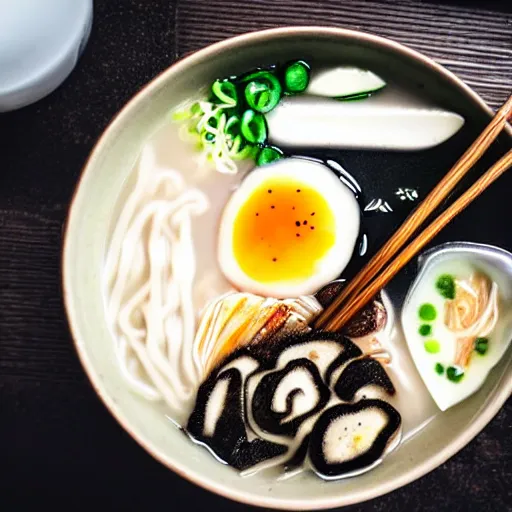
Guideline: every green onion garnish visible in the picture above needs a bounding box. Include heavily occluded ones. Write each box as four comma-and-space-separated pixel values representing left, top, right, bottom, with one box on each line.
435, 363, 444, 375
211, 80, 238, 107
446, 365, 464, 383
419, 303, 437, 322
202, 130, 216, 144
232, 140, 257, 160
241, 109, 267, 144
436, 274, 456, 300
283, 60, 310, 93
205, 108, 224, 131
257, 146, 283, 166
418, 324, 432, 336
224, 115, 240, 138
243, 71, 282, 114
475, 337, 489, 355
424, 340, 440, 354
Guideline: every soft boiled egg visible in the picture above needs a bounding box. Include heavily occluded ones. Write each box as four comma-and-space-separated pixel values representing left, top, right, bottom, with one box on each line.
218, 158, 360, 298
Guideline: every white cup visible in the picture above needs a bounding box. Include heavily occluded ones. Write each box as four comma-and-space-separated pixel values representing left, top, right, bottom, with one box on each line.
0, 0, 93, 112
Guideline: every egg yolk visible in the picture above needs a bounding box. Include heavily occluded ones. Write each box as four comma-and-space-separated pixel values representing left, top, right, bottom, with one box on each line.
232, 176, 336, 283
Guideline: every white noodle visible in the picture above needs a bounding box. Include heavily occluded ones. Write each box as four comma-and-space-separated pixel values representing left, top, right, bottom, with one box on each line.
104, 146, 208, 420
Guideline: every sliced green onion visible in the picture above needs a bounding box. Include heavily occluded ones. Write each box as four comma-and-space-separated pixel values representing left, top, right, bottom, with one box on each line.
201, 130, 216, 144
229, 134, 243, 156
212, 80, 238, 107
206, 108, 224, 130
172, 110, 193, 121
241, 109, 267, 144
190, 101, 203, 115
283, 60, 310, 93
224, 115, 240, 139
257, 146, 283, 166
231, 138, 256, 160
243, 71, 282, 113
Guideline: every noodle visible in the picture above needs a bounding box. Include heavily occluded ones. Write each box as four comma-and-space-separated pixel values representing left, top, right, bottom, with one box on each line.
444, 273, 499, 367
105, 146, 209, 421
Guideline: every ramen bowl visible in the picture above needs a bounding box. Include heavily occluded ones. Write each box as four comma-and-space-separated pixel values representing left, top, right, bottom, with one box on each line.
63, 27, 512, 509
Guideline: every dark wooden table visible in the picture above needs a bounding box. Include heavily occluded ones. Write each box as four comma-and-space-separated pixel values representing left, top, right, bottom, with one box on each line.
2, 1, 511, 510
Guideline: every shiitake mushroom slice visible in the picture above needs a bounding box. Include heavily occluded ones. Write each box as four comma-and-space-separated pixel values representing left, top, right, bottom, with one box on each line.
250, 330, 362, 381
249, 358, 331, 439
187, 354, 286, 470
332, 356, 395, 402
308, 399, 401, 479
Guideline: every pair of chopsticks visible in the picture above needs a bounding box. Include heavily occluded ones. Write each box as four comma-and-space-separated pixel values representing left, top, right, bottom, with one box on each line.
315, 94, 512, 332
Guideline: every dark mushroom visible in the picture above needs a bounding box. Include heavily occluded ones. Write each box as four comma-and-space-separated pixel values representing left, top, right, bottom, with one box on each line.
187, 353, 286, 470
332, 357, 396, 402
308, 399, 401, 479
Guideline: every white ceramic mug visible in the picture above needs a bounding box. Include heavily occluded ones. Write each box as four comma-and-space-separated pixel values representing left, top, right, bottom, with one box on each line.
0, 0, 93, 112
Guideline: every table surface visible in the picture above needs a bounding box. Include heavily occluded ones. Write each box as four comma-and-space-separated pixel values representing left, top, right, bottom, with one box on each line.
2, 1, 511, 510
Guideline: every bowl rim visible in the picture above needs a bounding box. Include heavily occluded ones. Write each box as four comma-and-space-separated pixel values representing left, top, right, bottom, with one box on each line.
62, 25, 512, 510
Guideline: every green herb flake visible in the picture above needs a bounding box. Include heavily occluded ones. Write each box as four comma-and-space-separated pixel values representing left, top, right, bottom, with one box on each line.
418, 324, 432, 337
436, 274, 456, 299
424, 340, 440, 354
475, 337, 489, 355
446, 365, 464, 383
435, 363, 445, 375
419, 303, 437, 322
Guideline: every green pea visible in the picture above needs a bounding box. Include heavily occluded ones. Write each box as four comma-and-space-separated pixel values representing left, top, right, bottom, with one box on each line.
424, 340, 440, 354
419, 303, 437, 321
283, 60, 310, 94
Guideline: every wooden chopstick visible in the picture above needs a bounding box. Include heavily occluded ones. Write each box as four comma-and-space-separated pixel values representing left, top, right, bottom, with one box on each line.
315, 94, 512, 329
322, 148, 512, 331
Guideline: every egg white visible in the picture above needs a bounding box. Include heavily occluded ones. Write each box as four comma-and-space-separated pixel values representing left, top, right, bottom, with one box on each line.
217, 158, 361, 298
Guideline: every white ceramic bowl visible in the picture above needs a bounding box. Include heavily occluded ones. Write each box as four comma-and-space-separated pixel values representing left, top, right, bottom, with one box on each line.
63, 27, 512, 510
